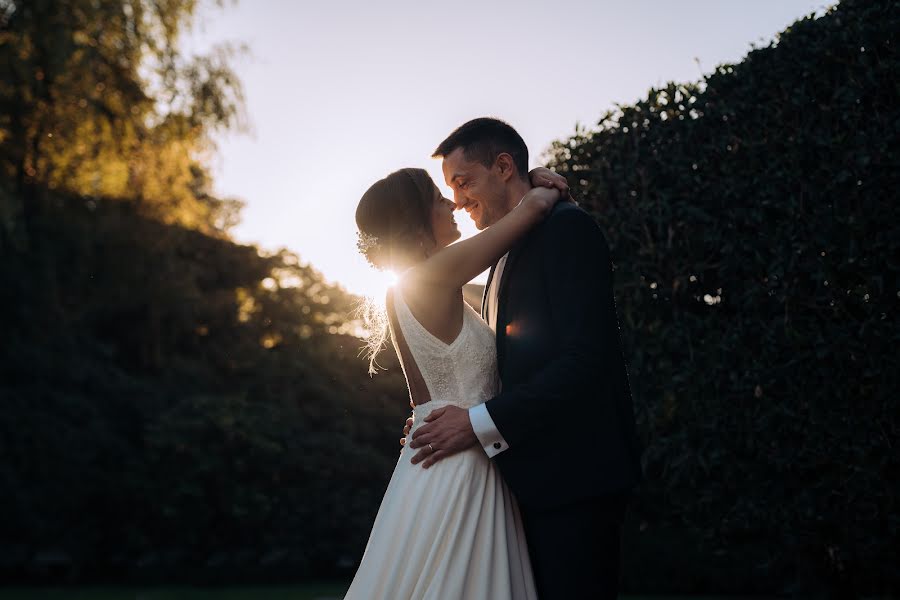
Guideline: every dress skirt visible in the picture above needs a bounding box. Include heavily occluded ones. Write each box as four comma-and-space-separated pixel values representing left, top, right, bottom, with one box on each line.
343, 399, 537, 600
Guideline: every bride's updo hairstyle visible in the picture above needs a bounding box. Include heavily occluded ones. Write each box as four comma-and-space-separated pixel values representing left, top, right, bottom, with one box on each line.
356, 168, 436, 272
355, 168, 437, 375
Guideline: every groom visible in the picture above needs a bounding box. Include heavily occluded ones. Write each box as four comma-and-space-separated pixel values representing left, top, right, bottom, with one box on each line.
408, 117, 642, 599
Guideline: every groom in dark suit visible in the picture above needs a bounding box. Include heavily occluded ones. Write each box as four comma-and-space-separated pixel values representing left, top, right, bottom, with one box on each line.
408, 117, 642, 599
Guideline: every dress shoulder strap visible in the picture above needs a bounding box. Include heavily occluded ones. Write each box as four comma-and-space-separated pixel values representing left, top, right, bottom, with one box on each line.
386, 288, 432, 406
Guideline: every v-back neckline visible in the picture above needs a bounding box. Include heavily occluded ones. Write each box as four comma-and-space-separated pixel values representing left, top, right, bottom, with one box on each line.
394, 287, 468, 350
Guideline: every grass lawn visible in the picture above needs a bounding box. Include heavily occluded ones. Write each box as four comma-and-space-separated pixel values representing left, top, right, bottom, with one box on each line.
0, 590, 789, 600
0, 584, 350, 600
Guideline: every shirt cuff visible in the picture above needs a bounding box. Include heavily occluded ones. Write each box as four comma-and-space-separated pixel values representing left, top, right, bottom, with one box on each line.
469, 403, 510, 458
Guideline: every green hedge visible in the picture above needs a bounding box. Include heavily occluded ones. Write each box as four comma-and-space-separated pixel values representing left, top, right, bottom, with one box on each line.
545, 0, 897, 594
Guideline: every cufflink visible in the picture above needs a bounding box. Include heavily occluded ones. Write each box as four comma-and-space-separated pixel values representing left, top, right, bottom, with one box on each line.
493, 442, 502, 449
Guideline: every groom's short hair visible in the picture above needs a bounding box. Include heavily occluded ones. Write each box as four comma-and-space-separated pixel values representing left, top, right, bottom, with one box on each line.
433, 117, 529, 179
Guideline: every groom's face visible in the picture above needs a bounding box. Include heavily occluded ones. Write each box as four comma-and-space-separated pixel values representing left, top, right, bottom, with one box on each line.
441, 147, 509, 230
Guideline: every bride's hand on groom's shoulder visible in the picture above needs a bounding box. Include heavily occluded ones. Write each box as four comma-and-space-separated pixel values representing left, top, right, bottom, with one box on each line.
528, 166, 569, 196
529, 166, 578, 206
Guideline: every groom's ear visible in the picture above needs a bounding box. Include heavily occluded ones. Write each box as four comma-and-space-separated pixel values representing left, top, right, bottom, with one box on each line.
494, 153, 517, 182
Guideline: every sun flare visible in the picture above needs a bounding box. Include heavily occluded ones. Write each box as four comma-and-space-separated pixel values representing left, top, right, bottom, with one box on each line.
355, 269, 399, 310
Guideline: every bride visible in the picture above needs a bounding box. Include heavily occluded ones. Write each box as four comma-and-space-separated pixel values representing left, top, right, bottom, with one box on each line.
344, 167, 562, 599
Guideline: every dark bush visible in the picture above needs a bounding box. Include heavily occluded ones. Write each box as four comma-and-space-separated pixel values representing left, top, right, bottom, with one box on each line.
545, 0, 898, 594
0, 193, 410, 583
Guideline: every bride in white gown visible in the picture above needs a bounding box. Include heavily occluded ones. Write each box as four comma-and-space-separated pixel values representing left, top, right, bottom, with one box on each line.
344, 167, 561, 599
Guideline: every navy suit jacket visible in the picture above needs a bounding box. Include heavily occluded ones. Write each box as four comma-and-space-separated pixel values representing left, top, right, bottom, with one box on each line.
481, 202, 642, 510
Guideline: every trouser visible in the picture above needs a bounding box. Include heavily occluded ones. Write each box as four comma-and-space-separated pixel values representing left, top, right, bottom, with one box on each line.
519, 493, 629, 600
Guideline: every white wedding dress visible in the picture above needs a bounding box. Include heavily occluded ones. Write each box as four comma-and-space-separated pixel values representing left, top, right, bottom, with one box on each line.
343, 288, 537, 600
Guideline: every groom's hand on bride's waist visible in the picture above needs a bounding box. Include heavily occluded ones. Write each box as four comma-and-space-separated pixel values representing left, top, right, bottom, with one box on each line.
409, 405, 478, 469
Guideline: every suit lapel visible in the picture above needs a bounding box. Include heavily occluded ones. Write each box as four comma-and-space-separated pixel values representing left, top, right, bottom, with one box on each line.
494, 241, 526, 372
481, 263, 496, 322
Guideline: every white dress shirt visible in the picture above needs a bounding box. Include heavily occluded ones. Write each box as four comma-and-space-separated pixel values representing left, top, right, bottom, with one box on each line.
469, 253, 511, 458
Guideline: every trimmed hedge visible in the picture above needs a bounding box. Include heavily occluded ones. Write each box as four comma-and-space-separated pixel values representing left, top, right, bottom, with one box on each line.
545, 0, 898, 594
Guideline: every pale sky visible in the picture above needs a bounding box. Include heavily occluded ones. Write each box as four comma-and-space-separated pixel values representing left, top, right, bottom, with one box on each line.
184, 0, 827, 298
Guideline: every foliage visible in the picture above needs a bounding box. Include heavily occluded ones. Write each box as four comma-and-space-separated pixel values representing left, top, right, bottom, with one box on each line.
0, 0, 411, 584
0, 193, 409, 582
2, 0, 896, 593
544, 0, 898, 594
0, 0, 244, 235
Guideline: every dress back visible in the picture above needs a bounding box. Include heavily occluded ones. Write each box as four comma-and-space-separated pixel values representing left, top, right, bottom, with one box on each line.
390, 287, 499, 421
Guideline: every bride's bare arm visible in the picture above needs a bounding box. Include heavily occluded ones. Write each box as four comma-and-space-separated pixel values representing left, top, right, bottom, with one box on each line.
409, 187, 560, 289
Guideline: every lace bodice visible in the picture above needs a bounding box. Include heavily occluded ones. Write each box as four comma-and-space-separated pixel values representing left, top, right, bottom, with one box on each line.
347, 289, 537, 600
390, 287, 499, 412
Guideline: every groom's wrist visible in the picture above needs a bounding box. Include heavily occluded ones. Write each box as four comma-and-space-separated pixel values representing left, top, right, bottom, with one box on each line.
468, 404, 509, 458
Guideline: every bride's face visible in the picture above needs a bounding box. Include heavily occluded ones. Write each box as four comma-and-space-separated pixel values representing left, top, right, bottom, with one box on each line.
428, 184, 461, 249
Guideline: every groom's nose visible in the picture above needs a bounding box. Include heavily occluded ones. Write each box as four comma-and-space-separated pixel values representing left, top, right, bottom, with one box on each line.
452, 190, 468, 210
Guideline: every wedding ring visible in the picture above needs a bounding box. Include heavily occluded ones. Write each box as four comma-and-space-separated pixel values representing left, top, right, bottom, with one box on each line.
428, 443, 435, 453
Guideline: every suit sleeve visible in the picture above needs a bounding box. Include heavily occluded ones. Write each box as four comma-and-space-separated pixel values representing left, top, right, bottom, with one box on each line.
484, 208, 618, 447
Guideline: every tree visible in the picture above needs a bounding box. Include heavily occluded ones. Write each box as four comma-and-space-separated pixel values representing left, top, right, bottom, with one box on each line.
0, 0, 244, 242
